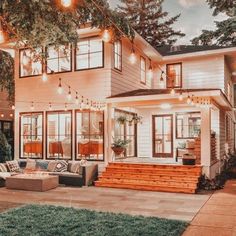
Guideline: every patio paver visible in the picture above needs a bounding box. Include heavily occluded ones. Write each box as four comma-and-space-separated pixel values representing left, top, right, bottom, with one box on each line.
183, 180, 236, 236
0, 186, 210, 222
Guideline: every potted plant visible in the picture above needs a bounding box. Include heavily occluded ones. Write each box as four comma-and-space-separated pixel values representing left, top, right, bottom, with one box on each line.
0, 131, 12, 163
116, 115, 128, 125
111, 139, 131, 156
182, 153, 196, 165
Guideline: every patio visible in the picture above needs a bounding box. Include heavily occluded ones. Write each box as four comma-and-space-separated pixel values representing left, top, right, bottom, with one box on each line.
0, 186, 210, 222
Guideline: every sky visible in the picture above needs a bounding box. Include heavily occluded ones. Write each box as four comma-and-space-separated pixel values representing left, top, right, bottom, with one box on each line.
108, 0, 228, 44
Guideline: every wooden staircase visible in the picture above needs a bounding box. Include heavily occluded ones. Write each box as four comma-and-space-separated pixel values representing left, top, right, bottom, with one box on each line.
95, 162, 202, 194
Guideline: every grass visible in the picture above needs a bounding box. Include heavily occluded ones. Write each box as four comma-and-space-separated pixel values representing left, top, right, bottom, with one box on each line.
0, 205, 188, 236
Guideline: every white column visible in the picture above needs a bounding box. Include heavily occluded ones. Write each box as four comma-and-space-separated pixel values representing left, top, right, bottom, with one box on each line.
201, 107, 211, 177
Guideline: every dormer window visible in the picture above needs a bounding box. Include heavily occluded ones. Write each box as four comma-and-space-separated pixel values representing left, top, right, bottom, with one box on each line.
114, 40, 122, 71
75, 38, 104, 70
166, 63, 182, 88
46, 45, 72, 73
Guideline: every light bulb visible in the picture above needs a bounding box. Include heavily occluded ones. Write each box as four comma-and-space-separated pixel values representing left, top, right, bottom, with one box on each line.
75, 93, 79, 105
61, 0, 72, 7
170, 88, 175, 96
102, 29, 111, 43
0, 114, 4, 118
49, 103, 52, 110
64, 103, 68, 111
129, 50, 137, 64
11, 105, 15, 110
178, 92, 183, 101
191, 99, 195, 106
42, 72, 48, 82
10, 114, 13, 117
0, 30, 4, 44
57, 86, 63, 94
187, 95, 191, 104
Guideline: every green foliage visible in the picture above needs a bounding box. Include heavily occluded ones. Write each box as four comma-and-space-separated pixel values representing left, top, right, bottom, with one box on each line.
112, 138, 131, 148
191, 0, 236, 46
118, 0, 185, 47
0, 50, 14, 102
0, 205, 188, 236
0, 130, 12, 163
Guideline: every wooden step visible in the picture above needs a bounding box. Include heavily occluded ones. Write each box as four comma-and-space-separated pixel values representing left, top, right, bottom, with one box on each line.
97, 177, 198, 188
100, 173, 199, 182
95, 181, 196, 194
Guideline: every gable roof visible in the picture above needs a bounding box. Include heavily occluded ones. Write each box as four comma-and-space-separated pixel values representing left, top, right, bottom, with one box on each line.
156, 45, 236, 56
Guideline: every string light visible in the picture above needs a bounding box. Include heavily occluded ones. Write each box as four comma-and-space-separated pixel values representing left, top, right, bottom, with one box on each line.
11, 105, 15, 110
159, 71, 165, 88
10, 113, 13, 117
102, 29, 111, 43
64, 103, 68, 111
49, 102, 52, 110
30, 102, 35, 111
42, 72, 48, 82
67, 86, 72, 101
81, 96, 85, 109
61, 0, 72, 7
178, 91, 183, 101
191, 95, 195, 105
57, 78, 63, 94
0, 21, 4, 44
187, 95, 191, 104
86, 99, 90, 109
75, 92, 79, 105
170, 88, 175, 96
129, 45, 137, 64
147, 61, 153, 79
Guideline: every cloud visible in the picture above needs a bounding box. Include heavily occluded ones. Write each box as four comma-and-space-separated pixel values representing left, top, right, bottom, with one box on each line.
178, 0, 205, 9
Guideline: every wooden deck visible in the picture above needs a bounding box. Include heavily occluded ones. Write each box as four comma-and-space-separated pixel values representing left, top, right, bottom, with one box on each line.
95, 162, 202, 194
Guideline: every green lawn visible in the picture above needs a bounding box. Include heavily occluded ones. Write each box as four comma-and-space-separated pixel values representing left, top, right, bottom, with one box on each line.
0, 205, 188, 236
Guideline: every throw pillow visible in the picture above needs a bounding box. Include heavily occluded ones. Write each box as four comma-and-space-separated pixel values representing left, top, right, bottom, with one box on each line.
6, 160, 20, 172
0, 163, 8, 172
25, 159, 36, 170
47, 161, 57, 172
54, 160, 68, 172
69, 162, 81, 173
36, 161, 48, 170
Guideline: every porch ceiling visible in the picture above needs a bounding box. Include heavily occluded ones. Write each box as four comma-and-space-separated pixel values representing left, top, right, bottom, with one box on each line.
107, 89, 231, 110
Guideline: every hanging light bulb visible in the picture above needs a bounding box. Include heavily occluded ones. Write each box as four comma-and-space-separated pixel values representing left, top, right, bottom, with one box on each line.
30, 102, 35, 111
191, 95, 195, 105
170, 88, 175, 96
10, 113, 13, 118
42, 72, 48, 82
57, 78, 63, 94
178, 91, 183, 101
196, 99, 200, 107
75, 92, 79, 105
147, 61, 153, 79
86, 99, 90, 109
159, 71, 165, 88
64, 103, 68, 111
187, 95, 191, 104
81, 96, 85, 109
11, 105, 15, 110
102, 29, 111, 43
61, 0, 72, 7
129, 45, 137, 64
49, 102, 52, 111
67, 86, 72, 101
0, 114, 4, 118
0, 22, 4, 44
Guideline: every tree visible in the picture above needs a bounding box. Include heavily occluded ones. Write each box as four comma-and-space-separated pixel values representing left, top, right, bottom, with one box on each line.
191, 0, 236, 46
117, 0, 185, 47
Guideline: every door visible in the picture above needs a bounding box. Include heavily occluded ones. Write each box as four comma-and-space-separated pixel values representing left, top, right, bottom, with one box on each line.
153, 115, 173, 157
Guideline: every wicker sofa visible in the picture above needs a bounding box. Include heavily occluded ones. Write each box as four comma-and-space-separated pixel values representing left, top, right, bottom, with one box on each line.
0, 160, 98, 187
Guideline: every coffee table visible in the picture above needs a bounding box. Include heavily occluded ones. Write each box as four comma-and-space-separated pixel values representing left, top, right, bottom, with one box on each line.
6, 174, 59, 192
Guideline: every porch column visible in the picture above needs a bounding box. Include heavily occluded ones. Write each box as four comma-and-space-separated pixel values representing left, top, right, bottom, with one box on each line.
104, 103, 114, 165
200, 107, 211, 177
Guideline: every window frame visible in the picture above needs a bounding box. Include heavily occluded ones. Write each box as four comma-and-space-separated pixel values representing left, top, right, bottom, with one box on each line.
140, 56, 146, 84
175, 112, 201, 139
19, 112, 44, 159
75, 37, 104, 71
166, 62, 182, 88
113, 40, 122, 71
75, 109, 105, 161
46, 110, 73, 160
45, 44, 72, 74
19, 47, 43, 78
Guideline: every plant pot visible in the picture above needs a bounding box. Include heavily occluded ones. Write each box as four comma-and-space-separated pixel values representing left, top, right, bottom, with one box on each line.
111, 147, 125, 156
182, 154, 196, 165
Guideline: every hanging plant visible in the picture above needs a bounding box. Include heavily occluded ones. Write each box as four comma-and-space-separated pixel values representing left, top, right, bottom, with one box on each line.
132, 114, 142, 125
116, 115, 128, 125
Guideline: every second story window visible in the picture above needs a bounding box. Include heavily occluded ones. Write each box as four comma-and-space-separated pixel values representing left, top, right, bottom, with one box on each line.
46, 45, 72, 73
140, 56, 146, 84
166, 63, 182, 88
114, 40, 122, 71
76, 38, 104, 70
20, 48, 43, 78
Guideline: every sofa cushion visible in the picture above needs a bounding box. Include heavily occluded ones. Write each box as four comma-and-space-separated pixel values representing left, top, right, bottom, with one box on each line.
6, 160, 20, 172
68, 161, 81, 174
36, 160, 48, 170
50, 171, 82, 178
25, 159, 36, 170
0, 172, 11, 180
47, 161, 57, 172
0, 163, 7, 172
54, 160, 68, 172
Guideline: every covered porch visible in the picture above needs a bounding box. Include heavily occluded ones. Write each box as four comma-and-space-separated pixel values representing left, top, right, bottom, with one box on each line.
104, 89, 231, 178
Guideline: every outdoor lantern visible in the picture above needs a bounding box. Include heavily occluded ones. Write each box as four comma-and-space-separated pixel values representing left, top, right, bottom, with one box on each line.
102, 29, 111, 43
61, 0, 72, 8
